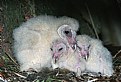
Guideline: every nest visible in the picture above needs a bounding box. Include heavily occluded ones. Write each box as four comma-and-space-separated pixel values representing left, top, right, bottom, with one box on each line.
0, 44, 121, 82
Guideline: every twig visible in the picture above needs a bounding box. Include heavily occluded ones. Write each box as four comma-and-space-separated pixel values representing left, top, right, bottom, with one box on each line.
113, 56, 121, 64
5, 51, 19, 66
85, 3, 99, 39
56, 70, 59, 76
14, 72, 27, 79
113, 49, 121, 59
88, 78, 98, 82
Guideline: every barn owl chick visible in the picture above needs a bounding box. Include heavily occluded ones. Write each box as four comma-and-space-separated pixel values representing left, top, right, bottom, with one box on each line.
57, 16, 79, 50
13, 15, 79, 72
50, 39, 86, 76
76, 35, 114, 76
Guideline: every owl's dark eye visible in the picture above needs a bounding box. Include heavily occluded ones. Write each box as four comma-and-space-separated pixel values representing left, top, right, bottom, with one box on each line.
64, 30, 72, 37
58, 48, 63, 51
64, 31, 69, 34
50, 48, 53, 51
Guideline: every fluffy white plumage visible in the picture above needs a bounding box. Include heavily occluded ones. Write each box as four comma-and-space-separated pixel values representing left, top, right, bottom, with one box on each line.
13, 15, 79, 72
50, 39, 86, 76
76, 35, 114, 76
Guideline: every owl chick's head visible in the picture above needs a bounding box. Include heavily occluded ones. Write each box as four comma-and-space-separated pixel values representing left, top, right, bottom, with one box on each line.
57, 25, 77, 50
50, 39, 69, 63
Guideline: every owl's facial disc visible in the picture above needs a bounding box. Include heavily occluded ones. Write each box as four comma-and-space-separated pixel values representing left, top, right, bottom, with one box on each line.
58, 25, 77, 50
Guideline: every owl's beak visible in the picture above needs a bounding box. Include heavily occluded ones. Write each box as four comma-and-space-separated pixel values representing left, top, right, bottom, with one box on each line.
54, 58, 57, 63
52, 54, 59, 63
70, 43, 77, 50
53, 57, 58, 64
66, 36, 77, 51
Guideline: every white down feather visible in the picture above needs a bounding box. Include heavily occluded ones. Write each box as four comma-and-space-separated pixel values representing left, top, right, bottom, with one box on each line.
13, 15, 79, 72
76, 35, 114, 76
